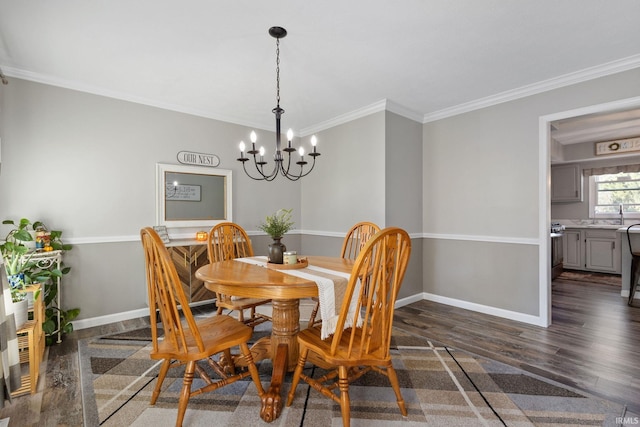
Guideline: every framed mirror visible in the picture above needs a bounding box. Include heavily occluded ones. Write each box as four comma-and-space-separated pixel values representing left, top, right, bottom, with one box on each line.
156, 163, 232, 228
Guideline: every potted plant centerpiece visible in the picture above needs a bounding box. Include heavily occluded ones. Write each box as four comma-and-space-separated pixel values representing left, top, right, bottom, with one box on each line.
258, 208, 294, 264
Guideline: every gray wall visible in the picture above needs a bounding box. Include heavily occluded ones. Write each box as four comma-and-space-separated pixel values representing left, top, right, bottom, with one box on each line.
299, 112, 386, 234
385, 111, 423, 234
385, 111, 423, 299
422, 67, 640, 318
422, 100, 541, 316
0, 79, 302, 320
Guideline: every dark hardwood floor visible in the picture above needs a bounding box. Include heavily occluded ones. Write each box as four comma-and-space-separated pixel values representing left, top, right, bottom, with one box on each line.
395, 275, 640, 415
1, 273, 639, 425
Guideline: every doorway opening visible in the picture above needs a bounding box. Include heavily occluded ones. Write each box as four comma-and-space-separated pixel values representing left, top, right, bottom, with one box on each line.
540, 96, 640, 326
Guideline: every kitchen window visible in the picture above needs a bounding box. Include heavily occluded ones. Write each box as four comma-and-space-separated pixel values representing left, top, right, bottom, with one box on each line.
588, 169, 640, 218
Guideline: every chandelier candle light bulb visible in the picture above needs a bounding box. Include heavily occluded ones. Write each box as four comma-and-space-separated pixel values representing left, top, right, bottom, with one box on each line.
286, 129, 294, 152
258, 146, 266, 166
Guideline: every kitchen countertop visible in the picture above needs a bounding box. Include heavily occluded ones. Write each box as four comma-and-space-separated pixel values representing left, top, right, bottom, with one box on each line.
563, 224, 625, 230
553, 220, 626, 231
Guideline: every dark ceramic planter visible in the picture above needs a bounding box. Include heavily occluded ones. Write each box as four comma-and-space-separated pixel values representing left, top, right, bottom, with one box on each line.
268, 237, 286, 264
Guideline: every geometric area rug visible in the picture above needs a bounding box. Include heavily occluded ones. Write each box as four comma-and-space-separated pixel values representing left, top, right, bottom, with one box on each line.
78, 324, 632, 427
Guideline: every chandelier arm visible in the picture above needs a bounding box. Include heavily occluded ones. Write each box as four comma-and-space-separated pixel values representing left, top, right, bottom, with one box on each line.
257, 161, 281, 181
241, 161, 266, 181
242, 160, 280, 181
249, 152, 280, 181
279, 150, 294, 176
279, 164, 303, 181
277, 155, 310, 181
294, 155, 318, 179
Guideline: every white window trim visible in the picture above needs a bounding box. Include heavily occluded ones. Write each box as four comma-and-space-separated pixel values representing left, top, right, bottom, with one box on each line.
588, 175, 640, 219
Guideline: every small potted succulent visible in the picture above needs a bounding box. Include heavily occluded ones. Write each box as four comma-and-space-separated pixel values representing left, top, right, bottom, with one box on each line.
258, 208, 294, 264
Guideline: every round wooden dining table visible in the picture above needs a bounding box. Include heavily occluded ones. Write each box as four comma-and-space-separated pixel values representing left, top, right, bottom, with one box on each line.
195, 255, 353, 422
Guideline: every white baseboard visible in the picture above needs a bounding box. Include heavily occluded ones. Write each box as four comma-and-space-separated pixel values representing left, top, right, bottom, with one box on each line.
621, 289, 640, 299
395, 293, 425, 308
420, 292, 547, 327
72, 307, 150, 330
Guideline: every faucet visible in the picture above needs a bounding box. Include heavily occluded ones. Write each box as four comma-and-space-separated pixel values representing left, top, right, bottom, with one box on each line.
619, 203, 624, 225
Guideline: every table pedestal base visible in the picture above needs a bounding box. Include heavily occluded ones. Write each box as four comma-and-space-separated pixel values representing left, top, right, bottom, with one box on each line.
226, 299, 301, 422
259, 343, 288, 422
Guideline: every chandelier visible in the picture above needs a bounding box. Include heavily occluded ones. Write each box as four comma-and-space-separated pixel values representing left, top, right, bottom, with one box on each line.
237, 26, 320, 181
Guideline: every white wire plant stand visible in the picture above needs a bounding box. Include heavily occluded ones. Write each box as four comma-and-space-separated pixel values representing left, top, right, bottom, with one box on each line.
28, 250, 63, 344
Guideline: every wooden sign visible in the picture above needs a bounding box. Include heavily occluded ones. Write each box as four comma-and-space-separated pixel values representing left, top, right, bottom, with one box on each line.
177, 151, 220, 167
595, 137, 640, 156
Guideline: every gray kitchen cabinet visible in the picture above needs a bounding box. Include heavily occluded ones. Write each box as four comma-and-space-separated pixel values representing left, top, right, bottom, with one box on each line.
563, 230, 582, 269
563, 228, 621, 274
585, 229, 620, 273
551, 164, 582, 202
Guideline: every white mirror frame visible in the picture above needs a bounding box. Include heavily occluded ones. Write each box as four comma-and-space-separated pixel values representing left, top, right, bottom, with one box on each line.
156, 163, 232, 228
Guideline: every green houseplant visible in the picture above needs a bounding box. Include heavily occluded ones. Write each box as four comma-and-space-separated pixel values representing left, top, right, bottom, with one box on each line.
258, 208, 295, 239
1, 218, 79, 344
1, 218, 37, 328
1, 219, 35, 300
258, 208, 294, 264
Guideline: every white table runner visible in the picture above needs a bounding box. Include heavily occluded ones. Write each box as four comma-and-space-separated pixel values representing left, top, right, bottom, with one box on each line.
234, 256, 361, 339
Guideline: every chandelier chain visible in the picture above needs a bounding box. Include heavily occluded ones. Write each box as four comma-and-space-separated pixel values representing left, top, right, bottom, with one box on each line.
275, 38, 280, 106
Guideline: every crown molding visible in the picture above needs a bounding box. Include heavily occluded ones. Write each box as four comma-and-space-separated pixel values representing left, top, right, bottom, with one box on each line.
5, 53, 640, 133
299, 99, 423, 136
384, 100, 424, 123
299, 100, 387, 136
0, 66, 275, 131
423, 54, 640, 123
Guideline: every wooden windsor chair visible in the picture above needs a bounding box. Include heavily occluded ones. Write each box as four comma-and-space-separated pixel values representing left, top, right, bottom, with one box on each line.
140, 227, 265, 427
286, 227, 412, 427
626, 223, 640, 306
207, 222, 271, 327
307, 221, 380, 326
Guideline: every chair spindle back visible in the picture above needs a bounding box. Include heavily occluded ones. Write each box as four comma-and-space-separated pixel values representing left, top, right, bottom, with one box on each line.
330, 227, 411, 359
340, 221, 381, 261
140, 227, 204, 356
208, 222, 254, 262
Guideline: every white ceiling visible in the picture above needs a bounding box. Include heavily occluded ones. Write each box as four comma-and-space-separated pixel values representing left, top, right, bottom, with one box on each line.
2, 1, 640, 138
551, 108, 640, 146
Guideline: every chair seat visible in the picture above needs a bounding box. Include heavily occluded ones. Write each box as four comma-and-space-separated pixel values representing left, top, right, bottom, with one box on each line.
216, 296, 272, 327
297, 326, 388, 367
152, 314, 253, 361
218, 297, 272, 310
